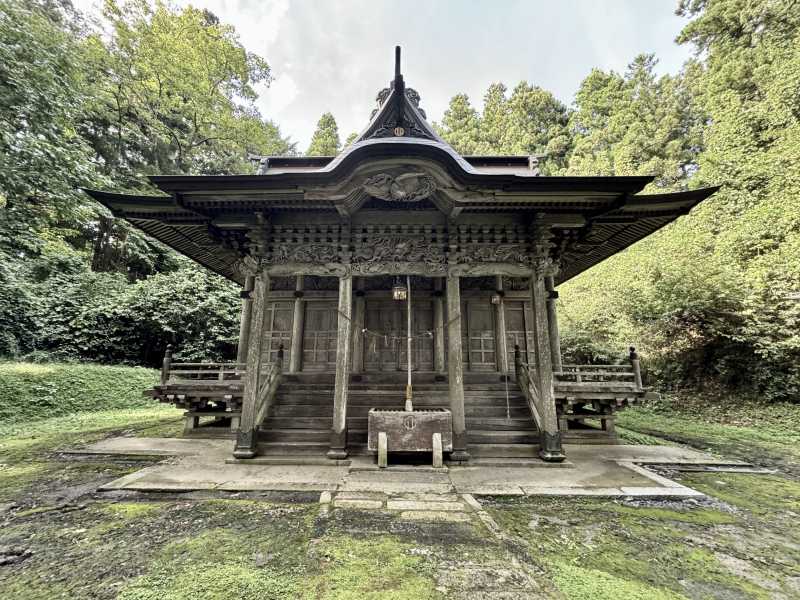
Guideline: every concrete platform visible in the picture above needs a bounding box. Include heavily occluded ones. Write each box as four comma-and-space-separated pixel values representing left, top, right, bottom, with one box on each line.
84, 437, 742, 498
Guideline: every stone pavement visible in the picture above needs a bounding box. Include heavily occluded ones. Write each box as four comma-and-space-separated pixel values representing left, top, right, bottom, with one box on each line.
76, 437, 745, 499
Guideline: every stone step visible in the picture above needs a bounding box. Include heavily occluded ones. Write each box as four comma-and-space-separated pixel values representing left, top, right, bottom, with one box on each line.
467, 430, 538, 444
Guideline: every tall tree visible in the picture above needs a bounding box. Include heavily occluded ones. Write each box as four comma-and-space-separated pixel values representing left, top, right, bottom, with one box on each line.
343, 131, 359, 148
476, 83, 509, 154
84, 0, 292, 186
437, 94, 481, 155
306, 112, 340, 156
0, 0, 101, 257
502, 83, 572, 173
674, 0, 800, 398
566, 54, 703, 189
81, 0, 293, 277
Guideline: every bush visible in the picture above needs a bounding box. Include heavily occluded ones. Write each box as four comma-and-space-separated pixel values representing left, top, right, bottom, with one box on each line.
0, 361, 159, 423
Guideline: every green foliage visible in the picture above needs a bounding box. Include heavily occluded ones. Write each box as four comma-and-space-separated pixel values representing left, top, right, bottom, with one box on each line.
0, 0, 288, 366
343, 131, 359, 147
23, 263, 240, 365
437, 83, 571, 173
437, 93, 481, 155
87, 0, 292, 182
0, 0, 104, 258
307, 112, 341, 156
0, 362, 158, 423
566, 54, 704, 189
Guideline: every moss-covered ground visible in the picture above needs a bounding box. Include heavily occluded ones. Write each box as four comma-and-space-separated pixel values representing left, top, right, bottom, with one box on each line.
1, 363, 798, 598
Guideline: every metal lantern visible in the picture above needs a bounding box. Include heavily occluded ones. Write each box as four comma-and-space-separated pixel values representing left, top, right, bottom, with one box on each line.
392, 279, 408, 301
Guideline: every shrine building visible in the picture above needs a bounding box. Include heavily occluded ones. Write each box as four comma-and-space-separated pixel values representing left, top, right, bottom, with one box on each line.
86, 48, 718, 465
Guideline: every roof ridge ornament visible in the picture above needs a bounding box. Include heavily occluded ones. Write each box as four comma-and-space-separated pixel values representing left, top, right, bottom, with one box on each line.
358, 46, 438, 142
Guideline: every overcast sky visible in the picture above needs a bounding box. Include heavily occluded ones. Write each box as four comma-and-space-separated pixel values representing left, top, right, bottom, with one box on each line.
73, 0, 694, 151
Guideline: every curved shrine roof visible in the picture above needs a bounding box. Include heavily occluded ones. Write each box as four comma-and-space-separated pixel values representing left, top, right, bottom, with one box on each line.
84, 47, 718, 286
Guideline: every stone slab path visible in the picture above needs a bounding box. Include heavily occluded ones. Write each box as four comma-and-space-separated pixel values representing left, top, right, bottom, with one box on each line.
79, 438, 739, 499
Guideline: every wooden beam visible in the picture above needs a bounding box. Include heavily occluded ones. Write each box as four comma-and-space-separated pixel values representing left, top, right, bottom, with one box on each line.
233, 272, 270, 458
288, 276, 305, 373
545, 275, 562, 372
351, 278, 366, 374
494, 276, 509, 373
446, 274, 469, 461
235, 275, 255, 364
530, 273, 565, 462
328, 274, 353, 459
433, 278, 446, 373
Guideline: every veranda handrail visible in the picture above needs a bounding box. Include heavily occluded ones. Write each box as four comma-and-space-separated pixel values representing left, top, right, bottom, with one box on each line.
514, 345, 543, 430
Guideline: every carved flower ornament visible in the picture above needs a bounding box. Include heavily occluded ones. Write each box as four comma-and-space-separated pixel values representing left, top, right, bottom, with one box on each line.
362, 172, 437, 203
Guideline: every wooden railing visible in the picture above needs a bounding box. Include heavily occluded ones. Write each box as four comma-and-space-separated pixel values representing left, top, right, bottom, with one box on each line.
160, 350, 247, 386
554, 348, 643, 391
254, 350, 283, 428
514, 345, 543, 430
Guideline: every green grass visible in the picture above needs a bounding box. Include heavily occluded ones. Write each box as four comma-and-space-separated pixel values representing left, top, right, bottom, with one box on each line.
0, 361, 160, 423
1, 363, 798, 598
487, 485, 800, 599
617, 393, 800, 469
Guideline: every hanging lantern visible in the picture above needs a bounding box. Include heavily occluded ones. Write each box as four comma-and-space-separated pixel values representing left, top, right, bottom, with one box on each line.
392, 277, 408, 301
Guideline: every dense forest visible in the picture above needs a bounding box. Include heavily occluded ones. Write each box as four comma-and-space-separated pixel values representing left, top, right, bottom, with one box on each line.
1, 0, 798, 402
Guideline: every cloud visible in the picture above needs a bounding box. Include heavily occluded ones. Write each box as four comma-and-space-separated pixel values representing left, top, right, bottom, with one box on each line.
71, 0, 693, 150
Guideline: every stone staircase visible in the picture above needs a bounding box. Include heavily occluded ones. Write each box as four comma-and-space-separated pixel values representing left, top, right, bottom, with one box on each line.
257, 372, 540, 458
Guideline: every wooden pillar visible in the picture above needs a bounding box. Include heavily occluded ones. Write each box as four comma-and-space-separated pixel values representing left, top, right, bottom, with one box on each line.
433, 278, 446, 373
233, 271, 270, 458
530, 273, 565, 462
494, 275, 509, 373
545, 275, 562, 372
235, 275, 255, 364
288, 276, 305, 373
351, 278, 366, 374
328, 273, 353, 459
446, 273, 469, 461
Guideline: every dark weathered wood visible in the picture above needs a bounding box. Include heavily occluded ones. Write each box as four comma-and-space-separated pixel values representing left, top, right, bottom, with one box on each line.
446, 274, 469, 461
530, 273, 565, 462
236, 275, 255, 364
288, 276, 305, 372
629, 346, 643, 390
494, 276, 509, 372
432, 278, 446, 373
367, 409, 453, 452
351, 277, 366, 374
545, 275, 562, 372
234, 272, 271, 458
328, 274, 353, 459
160, 345, 173, 385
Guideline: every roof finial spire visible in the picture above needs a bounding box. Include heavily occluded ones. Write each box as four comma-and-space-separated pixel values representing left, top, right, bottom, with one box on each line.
394, 46, 401, 80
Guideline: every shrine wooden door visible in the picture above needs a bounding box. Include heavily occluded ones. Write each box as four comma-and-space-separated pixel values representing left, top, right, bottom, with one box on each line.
363, 300, 434, 372
260, 301, 294, 363
461, 299, 497, 371
301, 301, 338, 371
504, 300, 531, 365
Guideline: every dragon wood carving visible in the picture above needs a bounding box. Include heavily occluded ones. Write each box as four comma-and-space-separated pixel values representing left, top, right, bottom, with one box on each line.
263, 244, 340, 265
351, 237, 446, 274
363, 172, 437, 203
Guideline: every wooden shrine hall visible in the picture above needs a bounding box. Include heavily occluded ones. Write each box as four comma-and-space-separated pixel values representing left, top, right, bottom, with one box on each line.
86, 48, 718, 464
